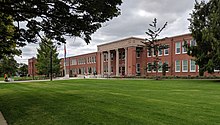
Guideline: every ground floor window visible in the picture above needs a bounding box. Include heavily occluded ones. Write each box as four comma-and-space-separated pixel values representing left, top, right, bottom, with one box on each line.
190, 60, 196, 72
175, 60, 180, 72
147, 63, 152, 72
158, 62, 162, 72
136, 63, 140, 73
182, 60, 188, 72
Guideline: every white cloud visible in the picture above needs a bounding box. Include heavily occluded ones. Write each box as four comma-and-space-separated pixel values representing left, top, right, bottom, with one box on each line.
16, 0, 199, 64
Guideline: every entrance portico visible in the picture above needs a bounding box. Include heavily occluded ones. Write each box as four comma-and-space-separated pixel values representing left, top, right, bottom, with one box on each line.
97, 37, 145, 77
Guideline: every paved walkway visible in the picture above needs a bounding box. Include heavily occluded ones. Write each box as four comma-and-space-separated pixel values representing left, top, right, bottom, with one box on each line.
0, 112, 8, 125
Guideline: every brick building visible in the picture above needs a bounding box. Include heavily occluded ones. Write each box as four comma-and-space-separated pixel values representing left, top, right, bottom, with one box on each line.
29, 33, 219, 77
60, 33, 219, 77
28, 57, 37, 77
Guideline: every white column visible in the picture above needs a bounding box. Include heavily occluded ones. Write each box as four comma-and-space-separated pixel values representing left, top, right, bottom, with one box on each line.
116, 49, 119, 76
125, 48, 127, 75
108, 50, 111, 76
101, 52, 104, 77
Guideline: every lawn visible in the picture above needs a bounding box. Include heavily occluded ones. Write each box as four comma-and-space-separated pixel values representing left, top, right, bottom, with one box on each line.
0, 79, 220, 125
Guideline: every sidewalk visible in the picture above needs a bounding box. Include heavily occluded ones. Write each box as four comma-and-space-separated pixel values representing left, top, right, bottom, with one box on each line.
0, 112, 7, 125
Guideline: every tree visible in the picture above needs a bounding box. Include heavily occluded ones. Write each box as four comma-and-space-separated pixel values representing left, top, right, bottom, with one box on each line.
0, 0, 122, 47
0, 56, 18, 77
162, 63, 169, 76
142, 18, 168, 79
36, 38, 60, 77
188, 0, 220, 76
17, 63, 28, 77
0, 12, 23, 59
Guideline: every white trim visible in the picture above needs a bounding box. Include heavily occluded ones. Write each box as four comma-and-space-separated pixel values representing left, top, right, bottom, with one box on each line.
182, 60, 188, 72
175, 60, 180, 72
190, 60, 196, 72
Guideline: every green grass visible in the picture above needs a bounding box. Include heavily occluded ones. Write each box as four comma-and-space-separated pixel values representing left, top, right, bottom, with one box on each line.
0, 79, 220, 125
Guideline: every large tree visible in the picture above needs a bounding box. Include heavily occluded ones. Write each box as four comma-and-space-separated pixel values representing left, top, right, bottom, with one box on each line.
36, 38, 60, 77
142, 18, 168, 79
0, 0, 122, 58
188, 0, 220, 76
0, 56, 18, 77
0, 13, 23, 59
17, 63, 28, 77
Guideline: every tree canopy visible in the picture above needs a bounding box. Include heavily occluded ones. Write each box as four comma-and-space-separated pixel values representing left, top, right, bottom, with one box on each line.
36, 38, 60, 77
0, 0, 122, 44
189, 0, 220, 75
0, 56, 18, 77
0, 13, 22, 59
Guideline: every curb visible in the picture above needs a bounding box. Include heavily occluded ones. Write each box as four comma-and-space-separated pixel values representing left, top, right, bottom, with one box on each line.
0, 112, 8, 125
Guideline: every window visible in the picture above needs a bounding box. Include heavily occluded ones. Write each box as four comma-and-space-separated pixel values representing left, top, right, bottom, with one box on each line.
136, 63, 140, 73
71, 59, 77, 65
158, 62, 162, 72
164, 48, 169, 55
158, 49, 163, 56
190, 60, 196, 72
147, 49, 151, 57
152, 49, 156, 57
122, 51, 125, 59
182, 41, 187, 53
147, 63, 152, 72
175, 42, 181, 54
136, 51, 140, 58
111, 66, 113, 72
111, 53, 114, 60
165, 61, 169, 72
104, 53, 108, 62
190, 39, 196, 46
182, 60, 188, 72
175, 60, 180, 72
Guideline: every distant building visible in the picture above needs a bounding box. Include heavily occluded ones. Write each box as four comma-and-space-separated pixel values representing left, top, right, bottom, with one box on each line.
28, 57, 37, 76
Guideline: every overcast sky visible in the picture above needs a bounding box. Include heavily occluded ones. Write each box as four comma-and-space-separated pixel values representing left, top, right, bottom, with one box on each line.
15, 0, 207, 64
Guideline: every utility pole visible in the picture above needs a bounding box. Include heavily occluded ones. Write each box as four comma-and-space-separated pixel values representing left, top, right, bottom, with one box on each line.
50, 47, 53, 81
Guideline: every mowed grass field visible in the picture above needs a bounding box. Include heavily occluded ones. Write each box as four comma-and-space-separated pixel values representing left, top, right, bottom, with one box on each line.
0, 79, 220, 125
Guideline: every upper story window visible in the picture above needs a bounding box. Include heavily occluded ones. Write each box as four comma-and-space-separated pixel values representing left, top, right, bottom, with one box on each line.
104, 53, 108, 62
190, 39, 197, 46
164, 48, 169, 55
136, 51, 140, 58
111, 53, 114, 60
147, 49, 151, 57
158, 49, 163, 56
71, 59, 77, 65
175, 42, 181, 54
182, 41, 187, 54
122, 51, 125, 59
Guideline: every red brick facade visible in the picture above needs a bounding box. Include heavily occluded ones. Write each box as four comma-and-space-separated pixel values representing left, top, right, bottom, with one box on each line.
29, 33, 220, 77
28, 57, 37, 76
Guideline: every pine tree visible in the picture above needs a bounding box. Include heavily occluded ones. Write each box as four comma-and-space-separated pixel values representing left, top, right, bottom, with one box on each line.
189, 0, 220, 75
143, 18, 168, 79
36, 38, 60, 77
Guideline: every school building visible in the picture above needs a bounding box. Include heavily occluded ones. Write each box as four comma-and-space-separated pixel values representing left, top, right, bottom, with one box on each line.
29, 33, 220, 77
